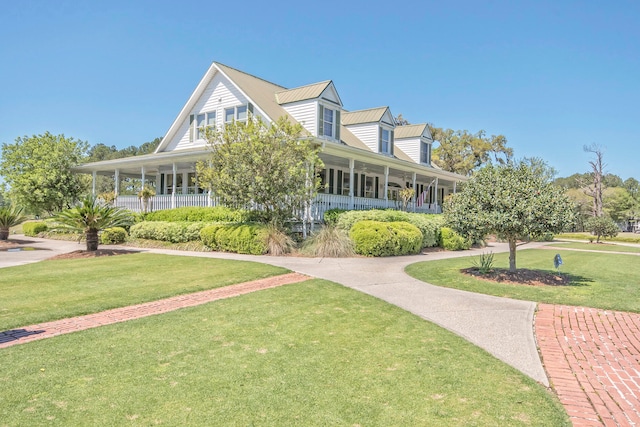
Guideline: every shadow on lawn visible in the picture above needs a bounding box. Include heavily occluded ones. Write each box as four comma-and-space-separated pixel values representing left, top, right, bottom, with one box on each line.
0, 329, 45, 345
462, 267, 594, 287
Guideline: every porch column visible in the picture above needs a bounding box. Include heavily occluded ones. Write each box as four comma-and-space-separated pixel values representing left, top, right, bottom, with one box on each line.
155, 174, 161, 193
411, 172, 417, 212
182, 172, 188, 194
114, 169, 120, 197
171, 163, 177, 209
348, 159, 354, 209
384, 166, 389, 201
453, 181, 457, 194
434, 178, 439, 211
92, 171, 97, 195
140, 167, 146, 191
207, 189, 212, 207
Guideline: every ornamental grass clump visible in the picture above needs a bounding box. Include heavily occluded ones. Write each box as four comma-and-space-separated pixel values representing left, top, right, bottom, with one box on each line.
264, 224, 296, 256
472, 251, 495, 274
302, 225, 355, 257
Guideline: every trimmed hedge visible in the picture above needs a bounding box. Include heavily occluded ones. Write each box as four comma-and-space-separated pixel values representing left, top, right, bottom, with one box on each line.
323, 208, 348, 225
200, 223, 268, 255
336, 210, 444, 248
440, 227, 471, 251
144, 206, 258, 223
130, 221, 211, 243
22, 221, 48, 237
100, 227, 128, 245
349, 220, 422, 256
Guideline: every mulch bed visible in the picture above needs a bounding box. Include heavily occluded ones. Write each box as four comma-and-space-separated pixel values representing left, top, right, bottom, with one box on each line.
461, 267, 570, 286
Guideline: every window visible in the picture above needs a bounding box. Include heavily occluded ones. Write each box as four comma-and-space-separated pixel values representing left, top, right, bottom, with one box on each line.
379, 128, 393, 154
190, 111, 216, 141
224, 104, 253, 124
318, 104, 341, 140
421, 141, 431, 164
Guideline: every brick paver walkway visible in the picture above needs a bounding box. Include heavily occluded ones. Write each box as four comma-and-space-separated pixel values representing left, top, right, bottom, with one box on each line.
536, 304, 640, 426
0, 272, 308, 349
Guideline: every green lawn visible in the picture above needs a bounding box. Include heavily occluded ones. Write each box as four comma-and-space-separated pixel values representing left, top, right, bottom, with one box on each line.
0, 279, 568, 426
549, 242, 640, 253
406, 249, 640, 312
556, 231, 640, 244
0, 253, 288, 331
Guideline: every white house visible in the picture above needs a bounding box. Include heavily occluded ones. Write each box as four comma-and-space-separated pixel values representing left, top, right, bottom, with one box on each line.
76, 62, 466, 219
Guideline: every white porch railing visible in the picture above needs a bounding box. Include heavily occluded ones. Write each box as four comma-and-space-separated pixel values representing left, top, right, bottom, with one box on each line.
114, 193, 440, 220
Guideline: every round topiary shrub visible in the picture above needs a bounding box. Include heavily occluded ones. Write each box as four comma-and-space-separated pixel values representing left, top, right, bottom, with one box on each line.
349, 220, 422, 256
100, 227, 128, 245
440, 227, 471, 251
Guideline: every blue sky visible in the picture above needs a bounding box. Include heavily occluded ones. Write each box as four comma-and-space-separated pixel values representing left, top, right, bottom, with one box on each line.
1, 0, 638, 179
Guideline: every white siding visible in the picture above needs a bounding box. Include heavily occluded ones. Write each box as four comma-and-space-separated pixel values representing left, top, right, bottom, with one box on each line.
345, 123, 380, 152
164, 73, 247, 152
282, 100, 317, 135
395, 137, 421, 164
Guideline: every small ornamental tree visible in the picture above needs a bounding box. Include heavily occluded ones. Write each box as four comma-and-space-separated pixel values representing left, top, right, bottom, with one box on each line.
196, 116, 323, 230
53, 195, 133, 251
445, 161, 576, 272
584, 216, 619, 243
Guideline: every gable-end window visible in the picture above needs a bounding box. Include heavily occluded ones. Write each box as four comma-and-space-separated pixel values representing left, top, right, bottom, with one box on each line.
224, 103, 253, 125
421, 141, 431, 164
379, 128, 393, 154
318, 105, 341, 140
190, 111, 216, 141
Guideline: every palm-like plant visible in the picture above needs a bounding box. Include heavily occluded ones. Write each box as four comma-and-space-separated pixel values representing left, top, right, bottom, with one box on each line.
0, 205, 26, 240
53, 195, 132, 251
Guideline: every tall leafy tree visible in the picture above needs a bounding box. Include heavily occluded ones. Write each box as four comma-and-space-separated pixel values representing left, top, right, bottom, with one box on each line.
445, 161, 575, 272
0, 132, 88, 215
196, 117, 322, 228
429, 126, 513, 176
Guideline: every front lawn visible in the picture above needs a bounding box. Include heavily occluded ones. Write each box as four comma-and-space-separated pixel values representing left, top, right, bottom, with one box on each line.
549, 241, 640, 253
0, 280, 568, 426
406, 249, 640, 312
556, 232, 640, 244
0, 254, 288, 331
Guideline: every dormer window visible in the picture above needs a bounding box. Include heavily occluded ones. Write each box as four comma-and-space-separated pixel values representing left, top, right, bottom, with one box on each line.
421, 141, 431, 164
318, 104, 341, 141
379, 128, 394, 154
189, 111, 216, 141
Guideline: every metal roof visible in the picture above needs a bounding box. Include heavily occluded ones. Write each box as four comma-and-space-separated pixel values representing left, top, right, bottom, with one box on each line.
342, 107, 389, 125
394, 123, 429, 139
275, 81, 331, 104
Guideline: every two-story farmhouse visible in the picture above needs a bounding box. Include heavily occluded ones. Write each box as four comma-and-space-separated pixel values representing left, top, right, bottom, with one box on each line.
76, 62, 466, 219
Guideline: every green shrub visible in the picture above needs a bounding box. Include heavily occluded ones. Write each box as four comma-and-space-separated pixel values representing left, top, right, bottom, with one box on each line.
22, 221, 48, 237
143, 206, 257, 223
100, 227, 128, 245
584, 216, 619, 243
323, 208, 348, 225
336, 210, 443, 248
440, 227, 471, 251
349, 220, 422, 257
130, 221, 211, 243
200, 223, 269, 255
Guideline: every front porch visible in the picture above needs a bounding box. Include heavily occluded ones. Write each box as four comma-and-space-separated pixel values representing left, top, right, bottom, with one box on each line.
114, 193, 441, 221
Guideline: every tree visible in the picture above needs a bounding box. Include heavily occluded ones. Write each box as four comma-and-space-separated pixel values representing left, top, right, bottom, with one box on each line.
52, 195, 132, 251
603, 187, 635, 223
581, 144, 606, 217
584, 216, 619, 243
0, 205, 25, 240
0, 132, 88, 215
624, 177, 640, 202
429, 126, 513, 176
444, 161, 575, 272
196, 117, 323, 229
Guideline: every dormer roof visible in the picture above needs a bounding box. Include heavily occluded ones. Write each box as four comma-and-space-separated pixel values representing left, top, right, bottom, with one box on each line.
342, 107, 392, 126
276, 81, 332, 104
394, 123, 432, 140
